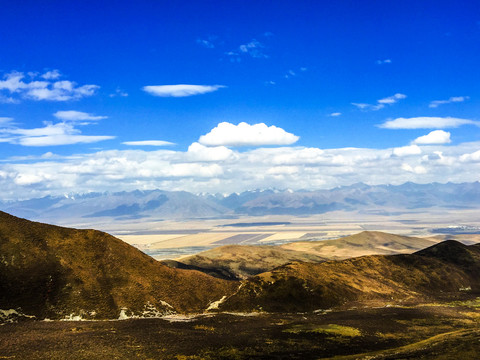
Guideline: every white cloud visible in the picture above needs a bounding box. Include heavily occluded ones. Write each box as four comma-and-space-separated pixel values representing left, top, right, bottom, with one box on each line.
376, 59, 392, 65
460, 150, 480, 163
143, 84, 225, 97
393, 145, 422, 157
0, 117, 113, 147
238, 39, 267, 58
226, 38, 269, 61
379, 116, 479, 129
412, 130, 451, 145
41, 70, 61, 80
123, 140, 174, 146
2, 140, 480, 199
429, 96, 469, 108
0, 117, 14, 125
352, 93, 406, 111
109, 88, 128, 97
401, 163, 427, 174
0, 70, 99, 102
198, 122, 299, 147
186, 142, 236, 161
196, 36, 217, 49
53, 110, 107, 122
377, 93, 407, 104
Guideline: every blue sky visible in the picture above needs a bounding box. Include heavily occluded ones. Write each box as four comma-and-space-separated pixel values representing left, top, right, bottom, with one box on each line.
1, 1, 480, 199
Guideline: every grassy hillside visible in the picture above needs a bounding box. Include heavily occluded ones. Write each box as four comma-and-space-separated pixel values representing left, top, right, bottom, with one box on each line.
219, 240, 480, 312
0, 211, 237, 319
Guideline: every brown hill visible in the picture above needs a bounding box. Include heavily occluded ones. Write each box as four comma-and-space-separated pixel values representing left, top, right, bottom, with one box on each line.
179, 231, 438, 279
279, 231, 439, 259
178, 244, 327, 279
0, 211, 237, 319
219, 240, 480, 312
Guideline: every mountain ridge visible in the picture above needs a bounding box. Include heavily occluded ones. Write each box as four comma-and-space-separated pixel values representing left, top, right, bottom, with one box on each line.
1, 182, 480, 224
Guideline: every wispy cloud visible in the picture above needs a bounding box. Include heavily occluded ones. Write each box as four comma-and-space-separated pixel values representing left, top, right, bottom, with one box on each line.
429, 96, 469, 108
196, 35, 217, 49
376, 59, 392, 65
53, 111, 107, 122
199, 122, 299, 147
379, 116, 480, 129
0, 114, 113, 147
412, 130, 451, 144
123, 140, 174, 146
226, 38, 268, 62
143, 84, 225, 97
352, 93, 406, 111
0, 70, 99, 102
109, 88, 128, 97
0, 117, 14, 125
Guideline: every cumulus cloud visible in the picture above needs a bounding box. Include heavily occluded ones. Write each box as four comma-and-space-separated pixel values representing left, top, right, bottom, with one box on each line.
352, 93, 406, 111
393, 145, 422, 157
186, 142, 236, 162
379, 116, 479, 129
401, 163, 427, 174
429, 96, 469, 108
142, 84, 225, 97
53, 110, 107, 122
412, 130, 451, 144
0, 70, 99, 102
123, 140, 174, 146
460, 150, 480, 163
198, 122, 299, 147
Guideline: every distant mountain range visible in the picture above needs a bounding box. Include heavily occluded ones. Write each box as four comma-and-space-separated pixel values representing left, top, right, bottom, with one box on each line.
1, 182, 479, 224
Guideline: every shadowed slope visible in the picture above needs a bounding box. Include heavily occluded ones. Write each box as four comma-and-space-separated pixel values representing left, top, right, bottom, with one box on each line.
0, 211, 237, 319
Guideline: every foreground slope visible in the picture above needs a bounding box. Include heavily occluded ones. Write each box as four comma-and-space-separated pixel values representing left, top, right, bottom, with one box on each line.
0, 211, 237, 319
179, 231, 437, 279
219, 240, 480, 312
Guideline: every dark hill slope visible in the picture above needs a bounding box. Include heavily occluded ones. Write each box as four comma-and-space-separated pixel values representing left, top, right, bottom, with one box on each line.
0, 211, 237, 319
219, 240, 480, 312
